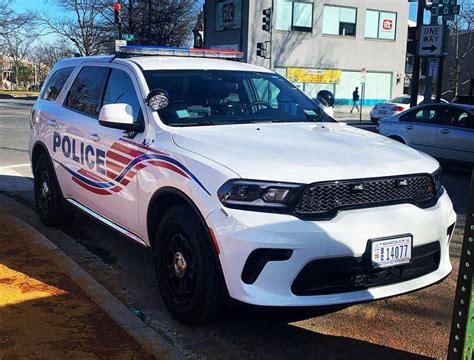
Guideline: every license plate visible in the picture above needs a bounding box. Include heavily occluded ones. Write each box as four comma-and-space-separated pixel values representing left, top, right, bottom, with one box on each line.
371, 236, 412, 269
379, 110, 387, 114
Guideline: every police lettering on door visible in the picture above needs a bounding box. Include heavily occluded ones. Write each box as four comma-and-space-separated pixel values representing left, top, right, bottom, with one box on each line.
53, 132, 106, 175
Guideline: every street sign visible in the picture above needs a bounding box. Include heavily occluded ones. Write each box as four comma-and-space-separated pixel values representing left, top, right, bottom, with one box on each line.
428, 58, 439, 77
123, 34, 135, 41
115, 39, 127, 52
418, 25, 444, 57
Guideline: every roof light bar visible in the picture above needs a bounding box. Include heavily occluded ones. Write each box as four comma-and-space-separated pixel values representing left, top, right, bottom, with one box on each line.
117, 45, 244, 60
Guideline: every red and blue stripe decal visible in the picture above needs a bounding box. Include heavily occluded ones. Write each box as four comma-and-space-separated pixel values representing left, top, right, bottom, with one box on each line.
57, 138, 210, 196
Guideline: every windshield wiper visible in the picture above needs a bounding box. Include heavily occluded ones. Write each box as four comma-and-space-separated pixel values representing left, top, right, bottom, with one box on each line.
169, 120, 215, 127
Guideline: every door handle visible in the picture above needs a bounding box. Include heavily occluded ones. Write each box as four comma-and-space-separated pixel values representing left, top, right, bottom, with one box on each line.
440, 129, 450, 134
47, 119, 58, 128
405, 125, 414, 130
88, 133, 100, 142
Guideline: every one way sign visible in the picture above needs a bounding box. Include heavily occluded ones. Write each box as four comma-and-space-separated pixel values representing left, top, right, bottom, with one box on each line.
418, 25, 444, 57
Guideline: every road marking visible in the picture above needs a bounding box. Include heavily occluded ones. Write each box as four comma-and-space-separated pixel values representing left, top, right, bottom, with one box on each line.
0, 163, 30, 170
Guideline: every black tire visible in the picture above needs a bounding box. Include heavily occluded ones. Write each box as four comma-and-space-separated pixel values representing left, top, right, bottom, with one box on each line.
370, 117, 378, 124
389, 136, 405, 144
34, 153, 75, 226
154, 204, 225, 324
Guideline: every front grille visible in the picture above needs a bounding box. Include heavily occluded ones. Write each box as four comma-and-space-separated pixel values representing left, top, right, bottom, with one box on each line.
294, 174, 437, 220
291, 242, 441, 296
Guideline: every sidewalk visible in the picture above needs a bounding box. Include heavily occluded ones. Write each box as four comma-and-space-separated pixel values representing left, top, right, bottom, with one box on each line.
333, 105, 374, 126
0, 212, 170, 359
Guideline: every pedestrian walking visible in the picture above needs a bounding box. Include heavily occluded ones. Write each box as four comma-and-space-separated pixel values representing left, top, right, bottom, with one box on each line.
350, 87, 360, 113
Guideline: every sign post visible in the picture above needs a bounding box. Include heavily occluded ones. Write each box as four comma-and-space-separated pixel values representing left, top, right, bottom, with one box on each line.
360, 68, 367, 122
448, 169, 474, 359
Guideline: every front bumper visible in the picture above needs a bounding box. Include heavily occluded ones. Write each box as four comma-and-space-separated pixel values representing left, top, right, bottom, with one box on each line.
207, 191, 456, 306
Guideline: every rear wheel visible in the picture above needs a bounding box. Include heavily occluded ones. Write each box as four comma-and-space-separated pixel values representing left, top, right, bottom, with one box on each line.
389, 135, 405, 144
154, 204, 225, 324
33, 153, 75, 226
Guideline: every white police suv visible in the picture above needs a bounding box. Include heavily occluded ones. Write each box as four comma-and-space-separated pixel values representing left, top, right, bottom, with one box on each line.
29, 46, 456, 324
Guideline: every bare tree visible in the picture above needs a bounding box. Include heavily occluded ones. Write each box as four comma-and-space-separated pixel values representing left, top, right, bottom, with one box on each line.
446, 0, 474, 96
38, 0, 112, 56
32, 39, 75, 70
30, 40, 75, 84
0, 1, 37, 89
100, 0, 200, 47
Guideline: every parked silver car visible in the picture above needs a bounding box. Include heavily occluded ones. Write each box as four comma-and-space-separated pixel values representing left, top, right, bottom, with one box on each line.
379, 103, 474, 164
370, 95, 448, 124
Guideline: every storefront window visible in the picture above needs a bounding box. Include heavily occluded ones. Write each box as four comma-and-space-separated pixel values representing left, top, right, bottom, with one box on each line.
323, 5, 357, 37
365, 10, 397, 40
276, 0, 313, 32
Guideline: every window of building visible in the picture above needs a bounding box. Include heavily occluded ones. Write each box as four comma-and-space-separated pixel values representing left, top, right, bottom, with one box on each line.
323, 5, 357, 36
276, 0, 313, 32
65, 66, 108, 117
40, 67, 75, 101
365, 10, 397, 40
102, 69, 143, 123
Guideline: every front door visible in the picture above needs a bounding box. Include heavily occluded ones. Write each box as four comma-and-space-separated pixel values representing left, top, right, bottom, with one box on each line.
398, 105, 442, 158
87, 66, 147, 233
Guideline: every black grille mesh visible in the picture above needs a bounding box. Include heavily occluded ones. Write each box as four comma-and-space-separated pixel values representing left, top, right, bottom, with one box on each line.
294, 174, 436, 219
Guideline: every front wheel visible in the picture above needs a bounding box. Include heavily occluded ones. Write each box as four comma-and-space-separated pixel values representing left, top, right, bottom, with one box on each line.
154, 204, 226, 324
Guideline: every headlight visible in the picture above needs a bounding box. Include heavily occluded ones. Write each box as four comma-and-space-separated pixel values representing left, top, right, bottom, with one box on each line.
431, 167, 443, 196
217, 180, 302, 212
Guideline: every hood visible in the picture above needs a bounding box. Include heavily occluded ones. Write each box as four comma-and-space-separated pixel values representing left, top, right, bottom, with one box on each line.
172, 123, 439, 184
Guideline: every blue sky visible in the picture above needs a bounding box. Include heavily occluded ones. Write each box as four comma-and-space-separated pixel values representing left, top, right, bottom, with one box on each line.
15, 1, 419, 20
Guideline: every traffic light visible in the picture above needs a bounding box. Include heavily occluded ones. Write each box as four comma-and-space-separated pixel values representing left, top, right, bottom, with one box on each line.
262, 8, 272, 32
257, 42, 267, 58
114, 3, 121, 25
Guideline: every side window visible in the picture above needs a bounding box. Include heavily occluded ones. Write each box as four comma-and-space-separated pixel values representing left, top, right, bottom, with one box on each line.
401, 106, 438, 124
40, 67, 74, 101
102, 69, 143, 123
65, 66, 108, 117
453, 111, 474, 130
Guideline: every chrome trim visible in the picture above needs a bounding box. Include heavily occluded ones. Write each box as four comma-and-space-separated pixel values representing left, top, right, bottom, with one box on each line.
66, 198, 148, 246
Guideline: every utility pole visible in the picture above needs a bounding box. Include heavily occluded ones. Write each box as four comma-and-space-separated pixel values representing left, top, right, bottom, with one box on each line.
148, 0, 152, 45
423, 11, 440, 105
410, 0, 426, 108
435, 18, 448, 102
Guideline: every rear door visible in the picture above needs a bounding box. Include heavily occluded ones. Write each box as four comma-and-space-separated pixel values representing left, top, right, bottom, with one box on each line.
398, 105, 441, 157
435, 107, 474, 162
59, 65, 109, 202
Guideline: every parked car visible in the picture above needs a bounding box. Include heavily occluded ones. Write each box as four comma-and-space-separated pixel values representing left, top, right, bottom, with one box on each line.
30, 46, 456, 324
379, 103, 474, 164
370, 95, 448, 123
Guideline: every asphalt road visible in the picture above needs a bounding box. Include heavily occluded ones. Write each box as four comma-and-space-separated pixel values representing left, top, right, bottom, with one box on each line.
0, 99, 471, 359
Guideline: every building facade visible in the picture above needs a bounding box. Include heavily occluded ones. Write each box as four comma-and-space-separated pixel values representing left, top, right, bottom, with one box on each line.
204, 0, 409, 105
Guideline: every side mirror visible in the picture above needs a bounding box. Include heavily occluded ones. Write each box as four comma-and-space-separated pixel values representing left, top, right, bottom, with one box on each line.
146, 89, 169, 111
98, 103, 143, 132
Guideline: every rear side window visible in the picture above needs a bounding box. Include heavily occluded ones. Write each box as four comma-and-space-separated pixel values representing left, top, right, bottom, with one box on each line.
66, 66, 108, 117
40, 67, 74, 101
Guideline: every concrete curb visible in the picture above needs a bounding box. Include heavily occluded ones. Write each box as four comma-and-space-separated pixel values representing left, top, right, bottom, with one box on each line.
3, 213, 185, 360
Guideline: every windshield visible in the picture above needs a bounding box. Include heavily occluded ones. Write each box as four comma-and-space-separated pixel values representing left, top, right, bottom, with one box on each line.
388, 97, 411, 104
143, 70, 334, 126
